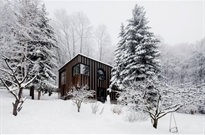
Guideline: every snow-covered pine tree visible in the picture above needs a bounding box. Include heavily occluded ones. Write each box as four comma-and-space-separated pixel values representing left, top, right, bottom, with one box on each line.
0, 0, 28, 82
121, 4, 160, 85
110, 23, 126, 91
31, 4, 57, 98
16, 0, 58, 99
113, 4, 160, 109
110, 5, 182, 128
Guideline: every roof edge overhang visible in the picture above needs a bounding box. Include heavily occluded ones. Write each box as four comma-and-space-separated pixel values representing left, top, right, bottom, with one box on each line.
58, 53, 113, 72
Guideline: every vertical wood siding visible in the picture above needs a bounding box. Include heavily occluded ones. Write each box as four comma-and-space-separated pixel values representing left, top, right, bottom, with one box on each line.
59, 54, 116, 101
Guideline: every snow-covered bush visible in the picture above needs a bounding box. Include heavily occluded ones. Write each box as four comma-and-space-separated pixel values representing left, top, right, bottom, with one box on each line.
178, 105, 198, 114
136, 111, 149, 121
164, 85, 205, 114
91, 102, 100, 114
111, 105, 122, 115
125, 111, 148, 122
91, 102, 105, 115
67, 85, 95, 112
117, 80, 182, 128
125, 111, 137, 122
99, 106, 104, 115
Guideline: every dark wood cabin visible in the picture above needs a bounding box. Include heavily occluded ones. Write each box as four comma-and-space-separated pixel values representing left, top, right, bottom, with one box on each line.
58, 53, 117, 102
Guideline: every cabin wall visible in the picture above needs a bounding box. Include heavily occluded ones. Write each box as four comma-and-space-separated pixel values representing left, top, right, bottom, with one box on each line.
59, 54, 116, 101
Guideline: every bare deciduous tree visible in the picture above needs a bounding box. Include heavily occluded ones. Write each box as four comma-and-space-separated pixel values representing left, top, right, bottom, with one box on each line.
144, 90, 182, 129
67, 85, 94, 112
0, 55, 37, 116
75, 12, 92, 54
52, 9, 72, 63
69, 14, 78, 57
118, 81, 182, 129
52, 10, 114, 65
52, 11, 94, 65
94, 24, 111, 61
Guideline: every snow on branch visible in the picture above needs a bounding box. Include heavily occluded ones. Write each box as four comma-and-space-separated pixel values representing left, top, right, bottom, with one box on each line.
143, 88, 182, 129
0, 77, 19, 101
66, 85, 95, 112
0, 54, 37, 116
21, 74, 37, 88
157, 104, 182, 119
0, 68, 13, 77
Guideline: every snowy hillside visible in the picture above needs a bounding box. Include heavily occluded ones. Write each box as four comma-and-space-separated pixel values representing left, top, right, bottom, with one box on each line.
0, 88, 204, 134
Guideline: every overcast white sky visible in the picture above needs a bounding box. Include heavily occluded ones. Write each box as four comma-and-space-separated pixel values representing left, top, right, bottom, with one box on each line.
43, 0, 204, 45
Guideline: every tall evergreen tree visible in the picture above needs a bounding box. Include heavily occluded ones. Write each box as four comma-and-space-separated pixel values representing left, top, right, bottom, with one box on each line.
121, 5, 160, 85
14, 0, 57, 98
110, 5, 160, 89
110, 23, 126, 90
25, 1, 57, 97
110, 4, 161, 116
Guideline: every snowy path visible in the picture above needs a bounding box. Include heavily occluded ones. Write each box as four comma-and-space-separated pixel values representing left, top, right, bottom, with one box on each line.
0, 88, 204, 134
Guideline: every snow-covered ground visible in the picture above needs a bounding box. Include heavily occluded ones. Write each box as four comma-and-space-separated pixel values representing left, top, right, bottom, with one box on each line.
0, 87, 204, 134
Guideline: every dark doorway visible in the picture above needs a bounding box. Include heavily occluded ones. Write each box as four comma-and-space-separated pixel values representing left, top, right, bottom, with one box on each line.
97, 87, 106, 103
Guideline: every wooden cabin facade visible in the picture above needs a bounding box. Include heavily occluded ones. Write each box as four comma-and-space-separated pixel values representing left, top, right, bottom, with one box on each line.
58, 54, 117, 102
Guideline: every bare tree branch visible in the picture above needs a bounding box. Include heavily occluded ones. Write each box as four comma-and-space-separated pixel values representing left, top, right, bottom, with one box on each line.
0, 68, 13, 77
3, 57, 20, 85
157, 104, 182, 120
0, 78, 19, 100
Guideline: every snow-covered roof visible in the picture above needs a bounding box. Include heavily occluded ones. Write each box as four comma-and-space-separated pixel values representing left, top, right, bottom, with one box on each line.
59, 53, 113, 71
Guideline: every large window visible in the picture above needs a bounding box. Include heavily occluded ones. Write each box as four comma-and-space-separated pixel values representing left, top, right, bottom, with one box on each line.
80, 64, 89, 75
97, 69, 106, 80
61, 71, 66, 85
73, 64, 89, 76
73, 64, 80, 76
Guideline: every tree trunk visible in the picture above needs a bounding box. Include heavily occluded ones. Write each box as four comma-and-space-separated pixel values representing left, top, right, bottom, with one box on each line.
99, 43, 102, 61
77, 106, 80, 112
30, 86, 34, 100
77, 101, 82, 112
80, 36, 83, 53
38, 91, 41, 100
12, 87, 23, 116
153, 119, 158, 129
12, 100, 19, 116
72, 35, 76, 57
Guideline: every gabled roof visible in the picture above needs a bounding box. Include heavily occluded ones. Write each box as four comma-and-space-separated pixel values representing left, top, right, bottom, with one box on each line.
58, 53, 113, 71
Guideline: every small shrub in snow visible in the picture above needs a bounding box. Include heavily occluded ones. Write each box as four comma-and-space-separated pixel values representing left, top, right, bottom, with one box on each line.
178, 105, 198, 114
91, 102, 100, 114
125, 111, 137, 122
67, 85, 95, 112
111, 105, 122, 115
136, 111, 149, 121
91, 102, 105, 115
99, 106, 104, 115
125, 111, 148, 122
